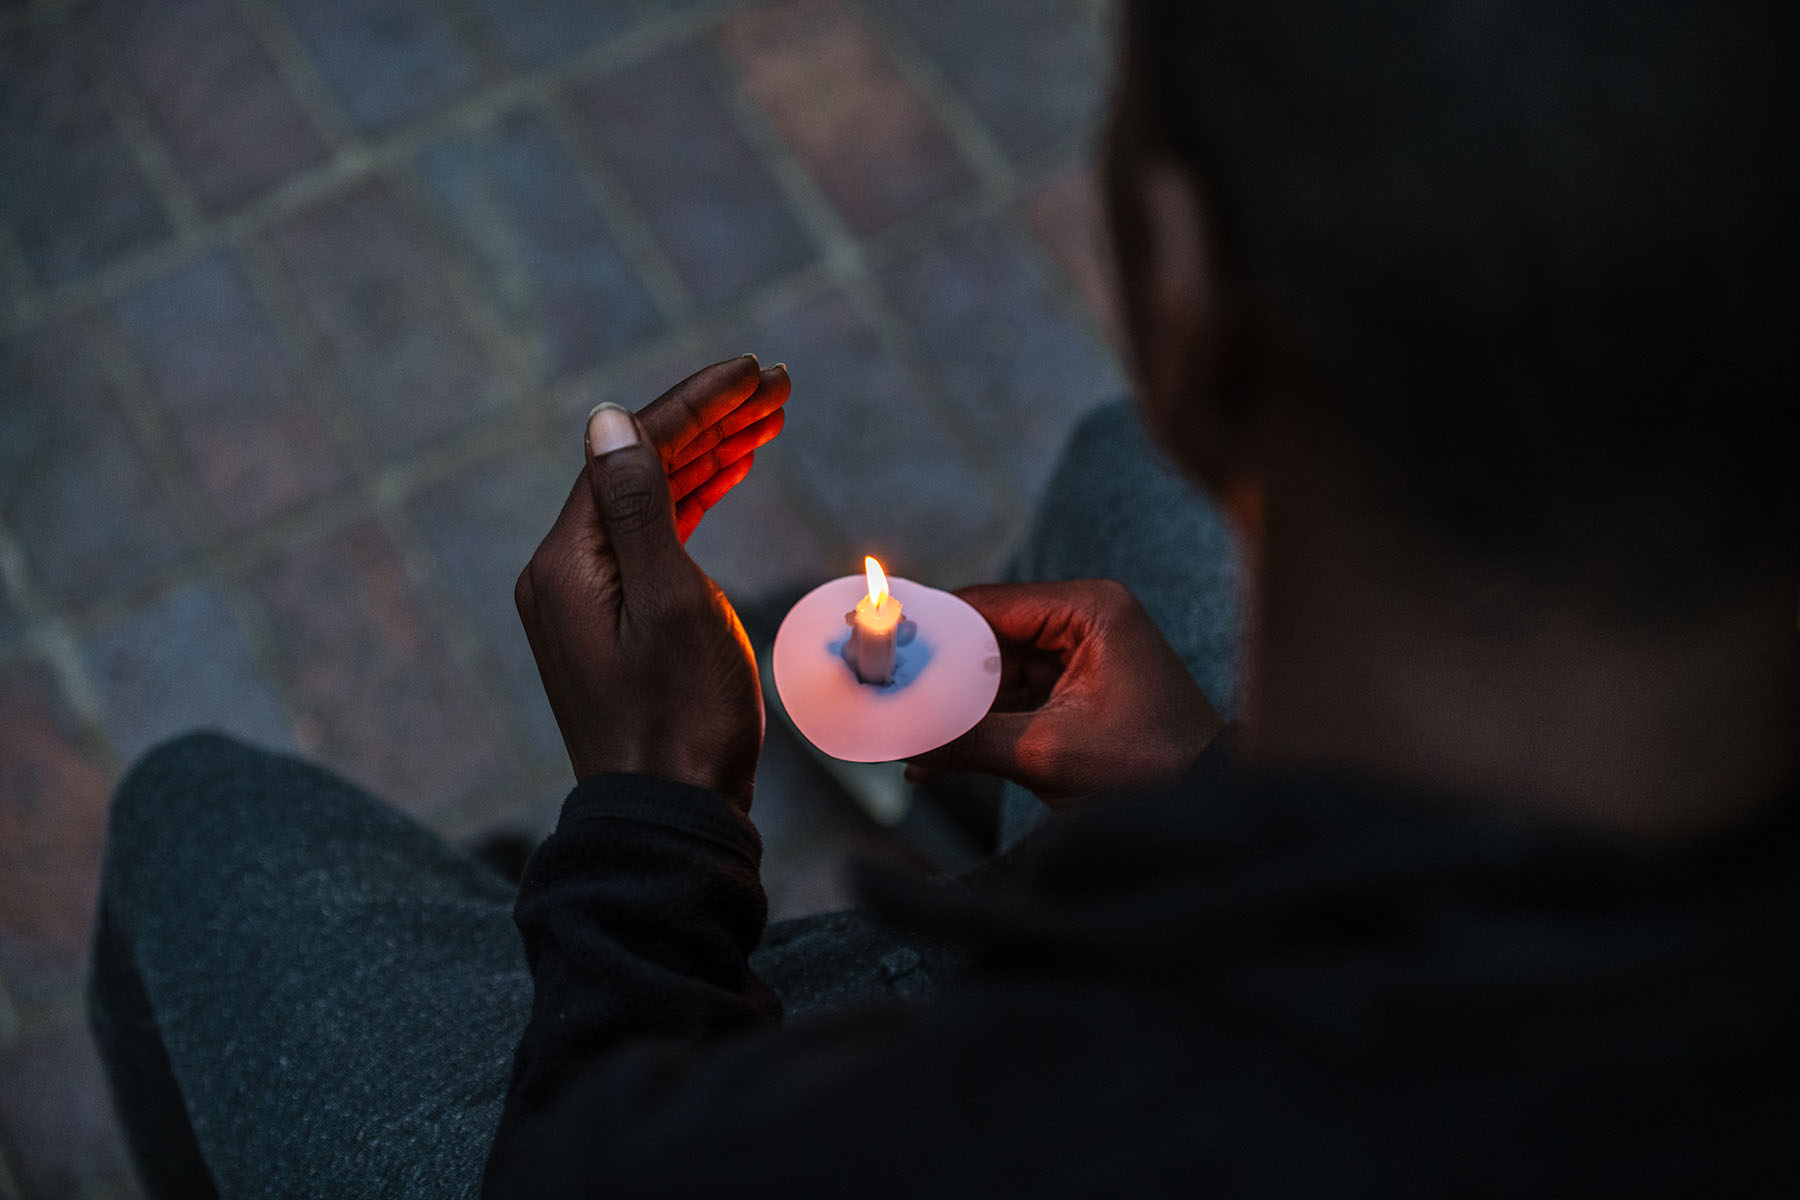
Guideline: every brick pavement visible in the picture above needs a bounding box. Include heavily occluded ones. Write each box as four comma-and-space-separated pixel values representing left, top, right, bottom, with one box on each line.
0, 0, 1122, 1193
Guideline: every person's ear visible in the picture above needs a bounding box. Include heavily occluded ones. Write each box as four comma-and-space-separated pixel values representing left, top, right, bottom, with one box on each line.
1109, 147, 1246, 500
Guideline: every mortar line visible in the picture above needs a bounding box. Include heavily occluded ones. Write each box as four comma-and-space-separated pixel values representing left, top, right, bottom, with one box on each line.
29, 616, 113, 772
699, 26, 1029, 541
381, 153, 541, 408
0, 525, 36, 629
226, 221, 538, 779
693, 33, 890, 557
848, 144, 1097, 278
706, 33, 1033, 565
0, 397, 539, 650
81, 309, 324, 767
0, 515, 113, 768
81, 234, 548, 789
2, 2, 741, 339
433, 0, 519, 84
231, 0, 363, 149
0, 489, 369, 658
0, 199, 1038, 654
82, 312, 223, 555
83, 25, 207, 240
841, 0, 1018, 201
347, 152, 552, 780
700, 34, 863, 280
0, 334, 112, 745
365, 54, 636, 779
0, 181, 1041, 658
838, 264, 1032, 524
538, 89, 697, 328
230, 233, 382, 480
367, 494, 541, 785
201, 233, 399, 741
1003, 184, 1129, 366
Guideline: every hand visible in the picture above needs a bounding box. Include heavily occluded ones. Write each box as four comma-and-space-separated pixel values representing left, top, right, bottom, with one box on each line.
634, 355, 789, 543
907, 580, 1222, 806
517, 401, 766, 807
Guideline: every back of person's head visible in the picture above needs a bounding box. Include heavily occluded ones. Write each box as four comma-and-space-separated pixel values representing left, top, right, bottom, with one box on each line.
1127, 0, 1798, 615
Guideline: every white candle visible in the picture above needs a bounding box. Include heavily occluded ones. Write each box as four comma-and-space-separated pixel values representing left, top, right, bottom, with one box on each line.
845, 556, 903, 685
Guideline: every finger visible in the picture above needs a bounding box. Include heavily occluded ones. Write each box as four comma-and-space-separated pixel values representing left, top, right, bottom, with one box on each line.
667, 365, 789, 473
907, 710, 1035, 777
954, 580, 1124, 652
667, 407, 786, 501
717, 366, 790, 438
586, 404, 694, 602
990, 645, 1065, 711
674, 452, 755, 541
637, 355, 763, 468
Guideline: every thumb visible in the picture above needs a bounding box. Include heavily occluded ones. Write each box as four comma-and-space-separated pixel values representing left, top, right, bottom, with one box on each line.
585, 403, 689, 598
908, 710, 1034, 779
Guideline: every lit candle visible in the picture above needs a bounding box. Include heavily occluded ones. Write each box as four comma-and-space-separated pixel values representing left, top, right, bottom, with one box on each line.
774, 561, 1001, 762
845, 556, 903, 685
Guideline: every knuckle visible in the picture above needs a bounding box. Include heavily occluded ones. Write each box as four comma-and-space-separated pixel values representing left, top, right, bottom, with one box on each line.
661, 594, 706, 629
600, 475, 665, 533
1092, 578, 1138, 618
528, 546, 582, 601
627, 567, 708, 625
1093, 577, 1131, 604
513, 566, 536, 615
526, 554, 553, 595
664, 577, 714, 623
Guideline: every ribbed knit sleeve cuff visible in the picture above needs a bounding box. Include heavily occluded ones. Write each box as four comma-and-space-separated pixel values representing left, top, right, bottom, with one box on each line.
557, 773, 763, 868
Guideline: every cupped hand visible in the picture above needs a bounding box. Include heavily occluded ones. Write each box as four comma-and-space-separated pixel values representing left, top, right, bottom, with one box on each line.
517, 397, 767, 808
634, 354, 789, 542
907, 580, 1223, 806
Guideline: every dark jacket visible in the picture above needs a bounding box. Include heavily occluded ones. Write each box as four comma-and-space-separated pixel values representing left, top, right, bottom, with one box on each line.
484, 738, 1800, 1196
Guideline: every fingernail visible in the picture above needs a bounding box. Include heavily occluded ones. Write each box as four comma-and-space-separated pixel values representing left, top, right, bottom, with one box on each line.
739, 352, 759, 366
586, 403, 639, 457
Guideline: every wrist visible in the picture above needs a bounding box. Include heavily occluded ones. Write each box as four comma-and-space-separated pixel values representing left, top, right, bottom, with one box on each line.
568, 745, 759, 812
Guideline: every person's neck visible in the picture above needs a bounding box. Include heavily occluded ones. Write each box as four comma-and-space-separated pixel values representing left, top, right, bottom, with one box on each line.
1237, 483, 1800, 842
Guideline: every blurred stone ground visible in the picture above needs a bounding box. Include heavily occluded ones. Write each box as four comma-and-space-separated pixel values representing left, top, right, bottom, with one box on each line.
0, 0, 1125, 1193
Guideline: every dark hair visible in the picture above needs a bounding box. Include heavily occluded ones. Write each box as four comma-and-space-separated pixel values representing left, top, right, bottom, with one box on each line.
1130, 1, 1798, 607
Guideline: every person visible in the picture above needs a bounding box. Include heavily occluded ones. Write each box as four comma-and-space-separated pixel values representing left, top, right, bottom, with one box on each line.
90, 0, 1799, 1195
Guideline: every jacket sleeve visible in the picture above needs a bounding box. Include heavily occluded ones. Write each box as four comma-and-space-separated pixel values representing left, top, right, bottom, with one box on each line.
484, 772, 782, 1192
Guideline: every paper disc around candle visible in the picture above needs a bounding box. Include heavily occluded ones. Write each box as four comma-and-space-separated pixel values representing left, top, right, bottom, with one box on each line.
773, 575, 1001, 763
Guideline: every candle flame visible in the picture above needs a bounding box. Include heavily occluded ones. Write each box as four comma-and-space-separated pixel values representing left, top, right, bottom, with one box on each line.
864, 556, 889, 607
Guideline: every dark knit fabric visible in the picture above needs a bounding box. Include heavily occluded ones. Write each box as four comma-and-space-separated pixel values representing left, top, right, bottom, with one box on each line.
87, 732, 960, 1199
90, 733, 533, 1198
487, 740, 1800, 1197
